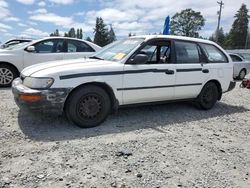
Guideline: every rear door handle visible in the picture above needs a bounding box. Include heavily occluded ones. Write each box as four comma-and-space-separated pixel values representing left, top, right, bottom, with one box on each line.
165, 70, 175, 75
202, 69, 209, 73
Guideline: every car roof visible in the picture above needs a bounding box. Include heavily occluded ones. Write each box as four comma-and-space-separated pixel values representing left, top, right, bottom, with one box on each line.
35, 37, 88, 42
130, 35, 216, 45
31, 37, 100, 48
5, 38, 32, 43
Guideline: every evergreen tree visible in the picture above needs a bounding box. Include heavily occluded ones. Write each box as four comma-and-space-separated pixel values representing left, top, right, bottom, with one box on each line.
217, 28, 226, 47
64, 32, 68, 37
76, 29, 80, 39
85, 36, 92, 42
107, 25, 116, 44
170, 8, 205, 38
226, 4, 249, 49
93, 17, 109, 47
79, 29, 83, 39
68, 28, 76, 38
50, 29, 60, 36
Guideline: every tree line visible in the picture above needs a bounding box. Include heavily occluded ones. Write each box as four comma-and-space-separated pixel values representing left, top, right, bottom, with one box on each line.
169, 4, 249, 49
50, 3, 249, 49
50, 17, 116, 47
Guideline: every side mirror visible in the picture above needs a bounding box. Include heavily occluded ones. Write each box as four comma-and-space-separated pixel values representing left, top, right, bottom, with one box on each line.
129, 54, 148, 64
26, 46, 35, 52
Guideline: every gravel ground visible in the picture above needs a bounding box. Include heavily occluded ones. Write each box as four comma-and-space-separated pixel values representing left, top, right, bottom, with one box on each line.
0, 83, 250, 188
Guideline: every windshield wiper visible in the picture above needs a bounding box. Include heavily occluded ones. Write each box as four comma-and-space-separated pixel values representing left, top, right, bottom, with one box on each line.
89, 56, 104, 60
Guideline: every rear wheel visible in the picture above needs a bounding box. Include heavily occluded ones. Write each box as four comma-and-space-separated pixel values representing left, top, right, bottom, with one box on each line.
65, 85, 111, 128
0, 64, 18, 87
196, 82, 218, 110
238, 69, 246, 80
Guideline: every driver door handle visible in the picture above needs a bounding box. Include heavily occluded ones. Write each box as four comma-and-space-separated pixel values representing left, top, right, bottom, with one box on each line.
165, 70, 175, 75
202, 69, 209, 73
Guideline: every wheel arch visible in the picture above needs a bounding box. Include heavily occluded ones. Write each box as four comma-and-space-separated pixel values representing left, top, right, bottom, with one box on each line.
0, 61, 20, 75
204, 79, 222, 100
240, 68, 247, 74
64, 82, 119, 112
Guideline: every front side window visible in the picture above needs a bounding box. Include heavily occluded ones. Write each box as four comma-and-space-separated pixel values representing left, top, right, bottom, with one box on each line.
200, 43, 228, 63
175, 41, 200, 64
136, 41, 171, 64
33, 39, 63, 53
91, 38, 144, 62
66, 40, 94, 53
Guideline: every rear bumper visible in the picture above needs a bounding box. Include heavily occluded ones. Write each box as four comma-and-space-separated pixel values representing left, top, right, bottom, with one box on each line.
12, 78, 72, 114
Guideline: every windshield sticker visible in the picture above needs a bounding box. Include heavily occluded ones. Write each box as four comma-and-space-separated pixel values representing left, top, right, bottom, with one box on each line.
113, 53, 126, 60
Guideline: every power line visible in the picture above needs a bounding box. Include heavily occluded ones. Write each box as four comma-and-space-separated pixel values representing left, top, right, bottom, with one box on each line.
216, 1, 224, 42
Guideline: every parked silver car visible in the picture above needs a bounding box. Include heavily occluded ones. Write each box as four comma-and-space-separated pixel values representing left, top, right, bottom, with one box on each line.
229, 53, 250, 80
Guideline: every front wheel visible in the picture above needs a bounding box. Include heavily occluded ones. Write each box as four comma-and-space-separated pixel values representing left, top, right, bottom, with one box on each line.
0, 64, 18, 87
196, 82, 218, 110
65, 85, 111, 128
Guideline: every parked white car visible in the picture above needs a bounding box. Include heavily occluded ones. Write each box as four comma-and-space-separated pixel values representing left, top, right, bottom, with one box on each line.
0, 38, 32, 49
0, 37, 100, 87
12, 35, 235, 128
228, 53, 250, 80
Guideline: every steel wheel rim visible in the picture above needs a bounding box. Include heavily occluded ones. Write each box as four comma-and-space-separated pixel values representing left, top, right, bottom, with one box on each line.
77, 95, 102, 119
202, 86, 214, 104
0, 68, 13, 85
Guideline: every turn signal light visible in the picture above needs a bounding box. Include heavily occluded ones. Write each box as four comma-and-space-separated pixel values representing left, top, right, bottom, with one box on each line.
19, 94, 42, 102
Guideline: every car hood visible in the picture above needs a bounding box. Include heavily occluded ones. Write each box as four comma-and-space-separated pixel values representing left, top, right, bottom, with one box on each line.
21, 58, 119, 77
0, 49, 17, 55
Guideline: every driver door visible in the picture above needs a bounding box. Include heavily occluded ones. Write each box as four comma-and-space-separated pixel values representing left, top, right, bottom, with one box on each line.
122, 39, 176, 105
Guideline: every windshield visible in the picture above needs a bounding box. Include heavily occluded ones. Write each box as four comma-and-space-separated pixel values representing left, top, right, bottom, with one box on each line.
5, 42, 30, 50
91, 38, 145, 61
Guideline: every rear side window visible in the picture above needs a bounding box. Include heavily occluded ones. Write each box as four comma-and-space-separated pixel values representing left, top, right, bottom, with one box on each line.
66, 40, 95, 53
230, 54, 243, 62
175, 41, 200, 64
200, 43, 228, 63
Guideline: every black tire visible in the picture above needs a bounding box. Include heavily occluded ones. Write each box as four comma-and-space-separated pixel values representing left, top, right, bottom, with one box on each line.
196, 82, 218, 110
238, 69, 246, 80
0, 64, 18, 87
65, 85, 111, 128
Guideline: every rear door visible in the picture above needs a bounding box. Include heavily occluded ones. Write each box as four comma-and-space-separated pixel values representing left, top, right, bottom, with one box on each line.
23, 39, 64, 68
173, 40, 209, 99
63, 39, 96, 60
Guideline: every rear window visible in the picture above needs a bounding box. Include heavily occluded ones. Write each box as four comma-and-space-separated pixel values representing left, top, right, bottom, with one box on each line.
200, 43, 228, 63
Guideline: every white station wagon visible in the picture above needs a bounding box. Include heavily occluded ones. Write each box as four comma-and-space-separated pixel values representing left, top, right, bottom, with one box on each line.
0, 37, 100, 87
12, 35, 236, 128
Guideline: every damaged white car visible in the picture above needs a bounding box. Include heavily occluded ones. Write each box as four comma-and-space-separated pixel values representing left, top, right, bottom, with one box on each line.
12, 35, 235, 128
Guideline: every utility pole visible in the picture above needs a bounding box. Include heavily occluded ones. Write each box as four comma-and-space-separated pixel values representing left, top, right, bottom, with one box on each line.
216, 1, 224, 42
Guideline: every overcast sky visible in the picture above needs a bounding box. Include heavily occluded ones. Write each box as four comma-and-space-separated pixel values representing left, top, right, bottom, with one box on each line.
0, 0, 250, 42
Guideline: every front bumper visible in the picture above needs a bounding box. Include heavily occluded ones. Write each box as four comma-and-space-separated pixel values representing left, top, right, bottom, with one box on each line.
12, 78, 72, 114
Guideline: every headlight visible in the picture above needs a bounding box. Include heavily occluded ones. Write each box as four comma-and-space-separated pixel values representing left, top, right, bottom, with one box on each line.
23, 77, 54, 89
